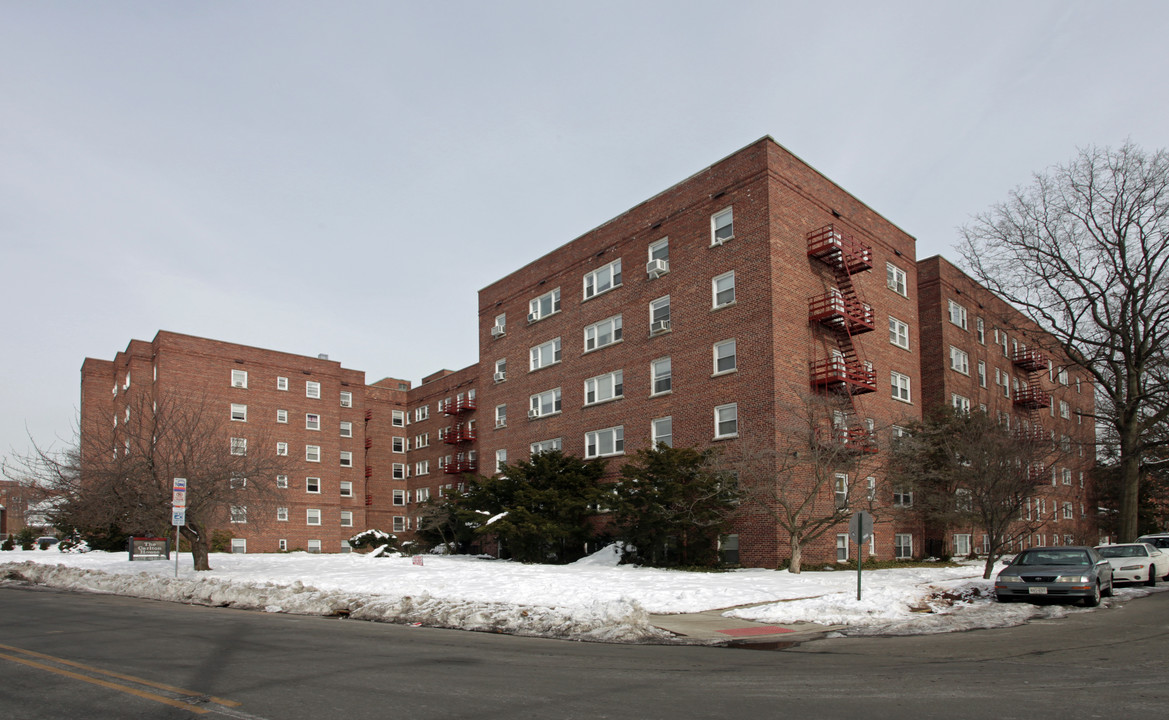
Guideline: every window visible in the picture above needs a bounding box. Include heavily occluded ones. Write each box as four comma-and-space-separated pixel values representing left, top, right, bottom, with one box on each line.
392, 410, 405, 427
415, 460, 429, 476
583, 259, 622, 299
231, 404, 247, 422
276, 475, 288, 489
392, 463, 405, 479
278, 539, 287, 551
230, 437, 247, 456
834, 473, 848, 509
229, 477, 247, 490
340, 451, 352, 467
494, 358, 507, 382
893, 489, 913, 507
585, 426, 625, 458
711, 207, 733, 245
306, 445, 320, 462
889, 317, 909, 349
415, 432, 429, 448
1060, 400, 1070, 419
584, 370, 623, 405
306, 413, 320, 431
950, 346, 969, 375
277, 376, 288, 391
392, 437, 405, 453
978, 361, 987, 388
948, 300, 968, 329
891, 372, 912, 403
495, 404, 507, 428
529, 388, 562, 418
306, 477, 320, 493
715, 403, 739, 439
1063, 502, 1073, 520
1062, 468, 1072, 486
529, 287, 561, 321
392, 517, 406, 533
531, 438, 562, 455
649, 295, 671, 334
340, 481, 353, 497
886, 263, 907, 296
341, 511, 353, 527
305, 539, 321, 554
652, 417, 673, 448
340, 421, 352, 438
340, 391, 352, 408
954, 534, 971, 557
277, 507, 289, 521
491, 448, 507, 474
647, 237, 669, 276
230, 506, 247, 524
413, 488, 430, 504
231, 369, 248, 388
306, 381, 320, 399
530, 338, 562, 370
415, 406, 429, 422
714, 339, 737, 375
1058, 368, 1069, 386
712, 271, 735, 308
492, 313, 506, 338
894, 533, 913, 559
307, 509, 321, 526
976, 318, 985, 344
584, 315, 622, 352
277, 409, 288, 424
393, 489, 406, 506
651, 357, 672, 395
866, 476, 876, 502
836, 534, 849, 562
276, 442, 288, 456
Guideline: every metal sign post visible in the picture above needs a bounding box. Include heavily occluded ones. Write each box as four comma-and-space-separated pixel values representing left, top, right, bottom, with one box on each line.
848, 511, 874, 601
172, 479, 187, 578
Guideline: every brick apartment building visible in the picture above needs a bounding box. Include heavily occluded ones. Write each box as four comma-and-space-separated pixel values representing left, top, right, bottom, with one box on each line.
78, 137, 1098, 565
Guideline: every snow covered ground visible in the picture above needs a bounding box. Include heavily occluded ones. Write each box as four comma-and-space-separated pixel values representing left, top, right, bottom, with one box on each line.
2, 546, 1160, 643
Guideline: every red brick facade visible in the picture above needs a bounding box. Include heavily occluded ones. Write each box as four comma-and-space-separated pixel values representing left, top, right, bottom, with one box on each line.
78, 138, 1098, 565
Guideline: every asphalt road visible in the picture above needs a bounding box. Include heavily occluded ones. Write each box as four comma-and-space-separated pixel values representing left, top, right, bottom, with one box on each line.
1, 582, 1167, 720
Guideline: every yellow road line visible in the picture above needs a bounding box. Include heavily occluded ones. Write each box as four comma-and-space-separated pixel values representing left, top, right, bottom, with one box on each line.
0, 651, 209, 714
0, 642, 241, 710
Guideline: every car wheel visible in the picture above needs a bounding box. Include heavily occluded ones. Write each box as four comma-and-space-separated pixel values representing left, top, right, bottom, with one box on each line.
1082, 582, 1102, 607
1147, 567, 1157, 587
1102, 578, 1113, 597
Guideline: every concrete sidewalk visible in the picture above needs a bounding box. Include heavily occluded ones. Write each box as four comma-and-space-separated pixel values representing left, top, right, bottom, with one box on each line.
649, 608, 846, 646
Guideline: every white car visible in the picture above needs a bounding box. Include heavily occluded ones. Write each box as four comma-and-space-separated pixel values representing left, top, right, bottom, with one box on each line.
1095, 543, 1169, 585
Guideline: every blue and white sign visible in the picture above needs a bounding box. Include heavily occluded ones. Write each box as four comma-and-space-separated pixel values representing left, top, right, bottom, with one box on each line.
171, 508, 186, 527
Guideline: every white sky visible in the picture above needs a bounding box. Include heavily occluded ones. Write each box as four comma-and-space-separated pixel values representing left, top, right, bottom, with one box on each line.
3, 1, 1168, 463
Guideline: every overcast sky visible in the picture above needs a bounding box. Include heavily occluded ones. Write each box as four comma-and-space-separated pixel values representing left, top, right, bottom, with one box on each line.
3, 1, 1168, 464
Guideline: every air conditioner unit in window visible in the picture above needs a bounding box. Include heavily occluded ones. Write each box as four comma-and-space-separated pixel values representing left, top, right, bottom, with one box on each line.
646, 258, 669, 278
528, 409, 540, 419
493, 371, 506, 382
491, 324, 505, 338
232, 380, 245, 388
651, 319, 671, 334
495, 419, 506, 428
527, 312, 539, 323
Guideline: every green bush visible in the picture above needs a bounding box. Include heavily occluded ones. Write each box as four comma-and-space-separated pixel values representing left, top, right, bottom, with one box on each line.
16, 528, 37, 551
1, 537, 14, 551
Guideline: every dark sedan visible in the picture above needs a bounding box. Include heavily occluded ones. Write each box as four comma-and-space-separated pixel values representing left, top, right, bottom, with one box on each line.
995, 546, 1114, 607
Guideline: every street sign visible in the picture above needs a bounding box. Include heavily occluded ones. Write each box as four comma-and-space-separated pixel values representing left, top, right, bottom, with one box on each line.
173, 478, 187, 490
171, 508, 186, 526
848, 510, 873, 543
172, 489, 187, 507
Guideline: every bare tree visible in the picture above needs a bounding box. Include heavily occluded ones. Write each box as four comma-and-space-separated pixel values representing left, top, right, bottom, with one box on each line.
715, 392, 887, 573
7, 392, 291, 570
961, 142, 1169, 541
889, 408, 1068, 578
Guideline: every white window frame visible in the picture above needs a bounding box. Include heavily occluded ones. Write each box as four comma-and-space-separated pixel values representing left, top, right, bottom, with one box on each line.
649, 296, 671, 334
495, 448, 507, 474
713, 339, 737, 375
651, 357, 672, 395
712, 271, 736, 309
341, 510, 353, 527
392, 463, 405, 479
277, 507, 289, 522
231, 369, 248, 389
585, 426, 625, 459
230, 404, 247, 422
277, 409, 288, 424
584, 370, 623, 406
893, 488, 913, 508
392, 517, 406, 533
648, 237, 669, 264
894, 533, 913, 559
415, 406, 430, 422
711, 207, 733, 245
584, 315, 623, 352
393, 489, 406, 506
305, 445, 320, 462
529, 388, 562, 418
891, 371, 912, 403
306, 413, 320, 431
529, 338, 562, 371
494, 358, 507, 382
889, 317, 909, 349
230, 437, 247, 456
530, 438, 562, 456
583, 258, 622, 300
306, 508, 321, 526
391, 410, 406, 427
495, 404, 507, 428
529, 287, 561, 322
276, 442, 288, 456
948, 300, 968, 329
954, 534, 971, 557
340, 391, 352, 408
340, 480, 353, 497
340, 451, 353, 467
392, 437, 406, 453
276, 475, 289, 489
306, 381, 320, 399
230, 505, 247, 524
950, 346, 970, 375
978, 361, 987, 388
651, 416, 673, 448
886, 262, 907, 296
715, 403, 739, 439
277, 376, 288, 391
976, 318, 985, 344
306, 477, 321, 493
340, 421, 352, 438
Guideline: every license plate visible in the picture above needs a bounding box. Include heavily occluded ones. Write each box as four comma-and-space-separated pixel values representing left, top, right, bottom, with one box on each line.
1028, 586, 1048, 595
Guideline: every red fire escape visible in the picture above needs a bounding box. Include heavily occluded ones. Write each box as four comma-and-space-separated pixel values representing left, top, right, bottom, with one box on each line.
807, 224, 877, 454
442, 391, 478, 474
1012, 347, 1051, 439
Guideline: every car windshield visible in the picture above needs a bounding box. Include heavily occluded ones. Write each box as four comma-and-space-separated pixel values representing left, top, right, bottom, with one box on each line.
1097, 545, 1146, 558
1014, 550, 1091, 566
1139, 537, 1169, 549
